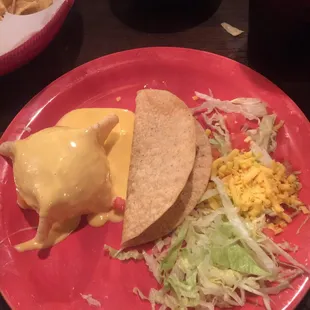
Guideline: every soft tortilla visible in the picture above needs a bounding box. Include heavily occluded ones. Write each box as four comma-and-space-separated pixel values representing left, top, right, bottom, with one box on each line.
122, 121, 212, 247
121, 89, 196, 247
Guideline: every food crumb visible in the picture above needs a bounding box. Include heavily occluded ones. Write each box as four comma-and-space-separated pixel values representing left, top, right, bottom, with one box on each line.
244, 136, 252, 143
205, 129, 211, 136
300, 206, 310, 215
192, 95, 199, 101
80, 294, 101, 307
24, 126, 32, 133
221, 22, 244, 37
273, 120, 284, 131
297, 216, 310, 234
116, 96, 121, 102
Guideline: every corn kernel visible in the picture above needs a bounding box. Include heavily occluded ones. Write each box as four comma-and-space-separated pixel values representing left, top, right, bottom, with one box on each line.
221, 175, 231, 184
249, 208, 261, 218
262, 175, 272, 196
264, 198, 271, 206
240, 159, 253, 169
227, 149, 240, 161
226, 161, 233, 170
281, 213, 292, 223
278, 221, 287, 228
208, 197, 220, 210
260, 166, 273, 175
243, 151, 253, 159
273, 204, 284, 214
273, 120, 284, 131
218, 172, 226, 178
276, 164, 286, 178
219, 165, 227, 173
205, 129, 211, 136
233, 158, 240, 170
243, 167, 260, 184
256, 172, 264, 184
291, 197, 302, 206
229, 179, 240, 207
300, 206, 310, 215
267, 223, 275, 230
271, 161, 277, 170
244, 136, 252, 143
279, 183, 291, 191
274, 227, 283, 235
212, 157, 225, 176
192, 95, 199, 101
287, 174, 297, 183
278, 193, 287, 201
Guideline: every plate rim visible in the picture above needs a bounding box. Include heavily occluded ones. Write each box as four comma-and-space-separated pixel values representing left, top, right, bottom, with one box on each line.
1, 47, 309, 142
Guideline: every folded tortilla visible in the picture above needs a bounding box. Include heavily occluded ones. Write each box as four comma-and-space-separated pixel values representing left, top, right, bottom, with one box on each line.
121, 89, 196, 247
122, 89, 212, 248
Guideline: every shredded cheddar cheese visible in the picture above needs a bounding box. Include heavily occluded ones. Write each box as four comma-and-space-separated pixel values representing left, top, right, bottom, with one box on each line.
209, 149, 303, 225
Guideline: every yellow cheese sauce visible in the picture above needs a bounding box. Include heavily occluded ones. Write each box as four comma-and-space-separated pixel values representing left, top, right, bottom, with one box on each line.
15, 216, 81, 252
5, 108, 134, 252
87, 209, 124, 227
57, 108, 135, 199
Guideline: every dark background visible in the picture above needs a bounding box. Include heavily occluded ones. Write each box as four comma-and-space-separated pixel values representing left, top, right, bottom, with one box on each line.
0, 0, 309, 308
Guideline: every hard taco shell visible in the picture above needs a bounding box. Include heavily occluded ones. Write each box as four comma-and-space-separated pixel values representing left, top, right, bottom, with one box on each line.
121, 89, 196, 247
122, 121, 212, 247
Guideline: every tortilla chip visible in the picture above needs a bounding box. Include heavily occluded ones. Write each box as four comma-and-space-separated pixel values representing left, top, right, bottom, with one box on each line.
121, 89, 196, 247
1, 0, 12, 8
123, 121, 212, 247
0, 3, 6, 17
221, 22, 244, 37
37, 0, 52, 11
15, 1, 38, 15
1, 0, 52, 15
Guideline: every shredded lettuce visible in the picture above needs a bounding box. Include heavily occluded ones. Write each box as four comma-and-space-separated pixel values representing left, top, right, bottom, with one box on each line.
192, 92, 267, 121
278, 241, 298, 253
104, 245, 143, 260
247, 115, 278, 153
212, 177, 278, 275
199, 188, 218, 203
80, 294, 101, 307
143, 251, 161, 283
261, 238, 309, 273
210, 243, 269, 276
202, 112, 232, 155
297, 216, 310, 234
108, 198, 307, 310
160, 222, 189, 272
106, 150, 306, 310
154, 239, 166, 252
250, 141, 273, 168
133, 287, 169, 310
106, 179, 307, 310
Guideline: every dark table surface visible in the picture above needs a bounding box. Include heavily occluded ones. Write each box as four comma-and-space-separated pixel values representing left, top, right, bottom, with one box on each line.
0, 0, 309, 309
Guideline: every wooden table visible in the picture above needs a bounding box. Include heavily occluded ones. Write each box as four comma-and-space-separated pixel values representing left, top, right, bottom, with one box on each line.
0, 0, 309, 308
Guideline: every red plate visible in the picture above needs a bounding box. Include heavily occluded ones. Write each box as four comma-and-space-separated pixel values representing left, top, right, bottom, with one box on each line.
0, 47, 309, 310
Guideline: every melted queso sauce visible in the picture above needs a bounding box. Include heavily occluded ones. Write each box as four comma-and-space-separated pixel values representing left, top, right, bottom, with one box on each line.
15, 108, 134, 251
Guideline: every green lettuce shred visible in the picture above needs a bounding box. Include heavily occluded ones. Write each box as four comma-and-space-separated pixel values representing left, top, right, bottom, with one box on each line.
104, 245, 143, 260
106, 179, 306, 310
